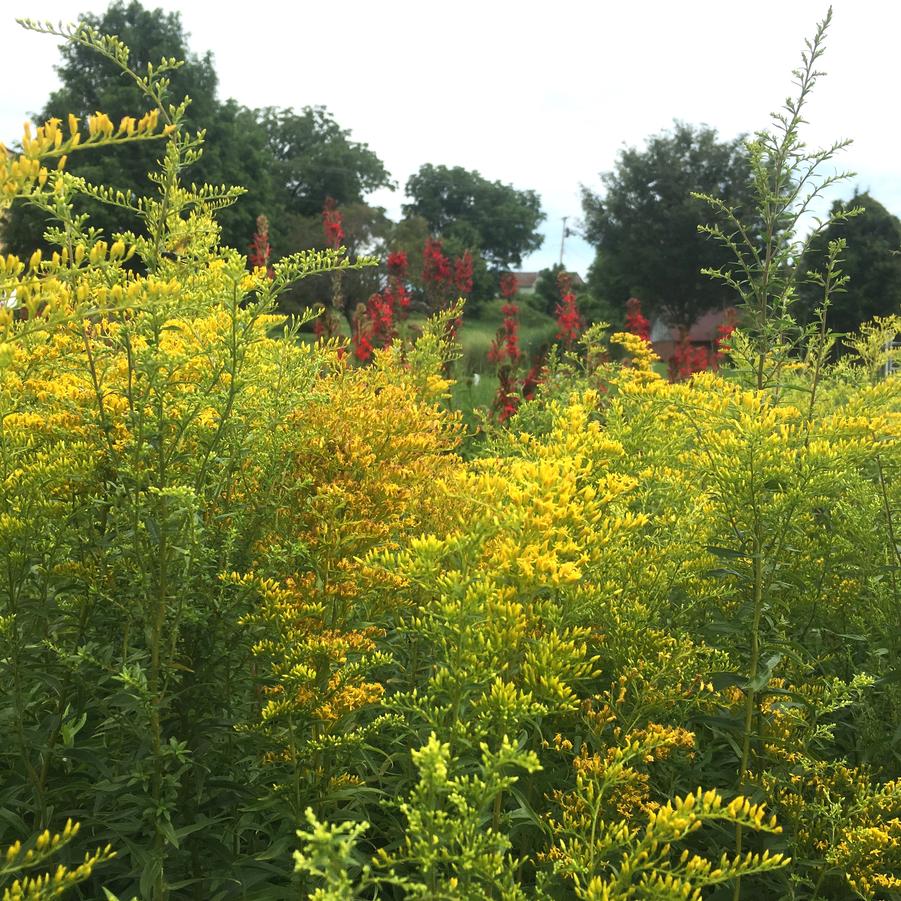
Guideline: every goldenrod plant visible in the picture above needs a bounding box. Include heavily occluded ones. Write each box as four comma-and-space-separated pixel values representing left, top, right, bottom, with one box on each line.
694, 7, 862, 395
0, 821, 114, 900
1, 9, 899, 901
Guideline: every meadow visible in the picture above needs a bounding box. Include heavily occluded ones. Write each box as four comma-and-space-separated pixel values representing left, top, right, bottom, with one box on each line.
1, 12, 900, 901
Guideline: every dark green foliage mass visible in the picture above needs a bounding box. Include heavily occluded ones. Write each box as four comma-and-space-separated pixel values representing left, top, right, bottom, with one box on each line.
798, 192, 901, 334
582, 121, 757, 327
403, 163, 545, 270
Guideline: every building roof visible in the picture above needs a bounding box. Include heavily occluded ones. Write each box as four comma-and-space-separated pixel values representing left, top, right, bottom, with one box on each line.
512, 271, 585, 289
513, 272, 540, 289
650, 308, 735, 344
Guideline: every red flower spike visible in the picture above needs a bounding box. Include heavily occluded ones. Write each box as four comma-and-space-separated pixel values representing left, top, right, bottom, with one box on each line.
422, 237, 451, 287
248, 213, 274, 278
387, 250, 408, 279
714, 307, 738, 370
625, 297, 651, 343
499, 272, 518, 300
322, 197, 345, 250
454, 251, 474, 296
555, 292, 583, 347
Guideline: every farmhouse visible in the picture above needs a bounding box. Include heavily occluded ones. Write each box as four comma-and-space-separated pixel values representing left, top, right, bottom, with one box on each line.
650, 308, 736, 363
511, 271, 585, 296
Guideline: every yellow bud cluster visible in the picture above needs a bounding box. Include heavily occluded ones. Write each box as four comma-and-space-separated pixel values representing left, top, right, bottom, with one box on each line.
2, 107, 170, 210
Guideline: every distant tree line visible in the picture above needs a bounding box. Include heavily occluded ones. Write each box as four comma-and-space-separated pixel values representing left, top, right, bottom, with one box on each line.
4, 1, 545, 306
6, 2, 898, 331
580, 122, 901, 333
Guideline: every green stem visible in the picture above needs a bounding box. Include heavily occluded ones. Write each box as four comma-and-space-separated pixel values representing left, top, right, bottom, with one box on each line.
733, 538, 764, 901
150, 512, 168, 901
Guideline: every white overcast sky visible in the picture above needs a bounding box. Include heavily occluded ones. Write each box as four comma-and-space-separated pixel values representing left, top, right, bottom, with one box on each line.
1, 1, 898, 277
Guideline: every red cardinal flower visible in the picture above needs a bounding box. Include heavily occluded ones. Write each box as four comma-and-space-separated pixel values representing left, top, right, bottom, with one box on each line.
625, 297, 651, 343
322, 197, 345, 250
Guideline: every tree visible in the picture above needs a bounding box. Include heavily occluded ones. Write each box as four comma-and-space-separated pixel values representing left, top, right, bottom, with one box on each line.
797, 192, 901, 335
582, 121, 757, 328
403, 164, 545, 272
276, 201, 393, 319
261, 107, 391, 220
259, 106, 393, 257
3, 1, 275, 255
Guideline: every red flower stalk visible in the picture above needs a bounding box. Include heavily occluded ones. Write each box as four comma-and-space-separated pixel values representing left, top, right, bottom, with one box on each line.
669, 330, 711, 381
522, 357, 545, 401
714, 307, 738, 369
691, 344, 709, 373
552, 271, 582, 347
670, 331, 690, 381
555, 293, 582, 347
422, 237, 451, 288
353, 332, 373, 362
313, 308, 341, 341
248, 214, 274, 278
387, 250, 408, 279
493, 368, 521, 423
499, 272, 518, 300
421, 237, 452, 311
366, 291, 395, 348
625, 297, 651, 343
385, 250, 411, 322
351, 302, 373, 362
387, 282, 411, 319
488, 301, 522, 366
488, 292, 524, 422
322, 197, 345, 250
453, 251, 474, 296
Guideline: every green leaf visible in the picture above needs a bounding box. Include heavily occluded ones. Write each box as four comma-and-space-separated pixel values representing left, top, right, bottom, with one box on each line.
747, 653, 782, 692
705, 545, 750, 559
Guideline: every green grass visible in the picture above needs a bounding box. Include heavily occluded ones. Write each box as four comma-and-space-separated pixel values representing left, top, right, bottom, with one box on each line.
446, 296, 557, 429
455, 297, 558, 375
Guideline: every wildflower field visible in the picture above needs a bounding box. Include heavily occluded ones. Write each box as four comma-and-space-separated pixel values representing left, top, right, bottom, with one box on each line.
1, 11, 900, 901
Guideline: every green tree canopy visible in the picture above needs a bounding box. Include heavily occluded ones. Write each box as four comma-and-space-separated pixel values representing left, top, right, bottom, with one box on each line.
3, 1, 394, 264
582, 121, 757, 327
259, 106, 393, 256
261, 106, 392, 220
403, 164, 545, 270
4, 0, 273, 255
797, 192, 901, 335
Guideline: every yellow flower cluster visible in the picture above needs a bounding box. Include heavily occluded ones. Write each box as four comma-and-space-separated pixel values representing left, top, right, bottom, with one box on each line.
1, 820, 115, 900
1, 109, 168, 207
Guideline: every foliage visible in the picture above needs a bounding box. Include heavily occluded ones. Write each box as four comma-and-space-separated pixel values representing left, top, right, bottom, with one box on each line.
2, 11, 901, 901
404, 163, 545, 271
582, 121, 756, 328
797, 192, 901, 336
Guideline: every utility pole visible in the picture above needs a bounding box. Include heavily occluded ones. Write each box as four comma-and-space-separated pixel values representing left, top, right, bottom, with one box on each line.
559, 216, 568, 267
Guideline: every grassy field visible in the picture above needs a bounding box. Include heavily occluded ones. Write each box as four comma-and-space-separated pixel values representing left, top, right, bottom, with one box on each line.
454, 296, 558, 374
447, 296, 557, 427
